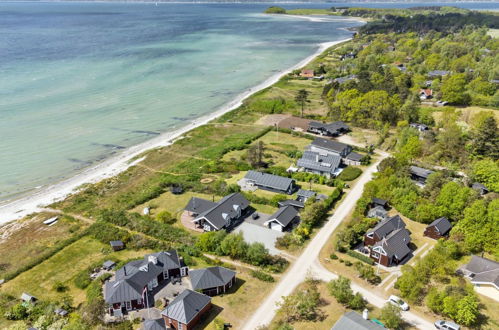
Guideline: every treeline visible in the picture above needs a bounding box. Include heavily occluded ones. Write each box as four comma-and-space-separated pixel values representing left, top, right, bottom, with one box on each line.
195, 231, 288, 273
325, 29, 498, 129
359, 12, 499, 35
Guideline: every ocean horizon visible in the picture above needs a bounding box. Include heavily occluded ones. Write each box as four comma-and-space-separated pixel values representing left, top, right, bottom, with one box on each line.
0, 1, 497, 205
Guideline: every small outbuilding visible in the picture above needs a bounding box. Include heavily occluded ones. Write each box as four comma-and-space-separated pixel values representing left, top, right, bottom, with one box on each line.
300, 69, 315, 78
102, 260, 116, 271
161, 290, 211, 330
142, 318, 166, 330
264, 205, 299, 232
189, 266, 236, 296
278, 199, 305, 209
296, 189, 316, 202
367, 206, 388, 220
372, 198, 388, 209
54, 308, 68, 317
472, 182, 489, 195
424, 217, 452, 239
409, 166, 434, 185
109, 240, 124, 251
21, 293, 37, 304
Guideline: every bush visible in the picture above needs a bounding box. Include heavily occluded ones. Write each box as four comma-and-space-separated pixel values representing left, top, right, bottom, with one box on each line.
74, 270, 92, 289
251, 270, 275, 282
344, 260, 352, 266
156, 210, 175, 224
338, 167, 362, 181
346, 249, 375, 265
53, 281, 68, 292
330, 253, 339, 260
264, 6, 286, 14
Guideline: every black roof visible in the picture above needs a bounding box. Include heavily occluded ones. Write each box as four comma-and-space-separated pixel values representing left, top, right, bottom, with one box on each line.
244, 170, 295, 192
142, 319, 166, 330
427, 217, 452, 235
105, 250, 182, 304
372, 198, 388, 206
161, 289, 211, 324
374, 228, 411, 259
190, 266, 236, 291
367, 215, 406, 239
409, 166, 434, 179
311, 137, 350, 154
194, 193, 249, 230
346, 152, 363, 162
268, 206, 299, 227
278, 200, 305, 208
184, 197, 217, 214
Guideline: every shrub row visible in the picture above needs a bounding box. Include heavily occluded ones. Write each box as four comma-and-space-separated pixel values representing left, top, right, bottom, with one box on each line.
346, 249, 374, 265
337, 166, 363, 181
250, 270, 275, 282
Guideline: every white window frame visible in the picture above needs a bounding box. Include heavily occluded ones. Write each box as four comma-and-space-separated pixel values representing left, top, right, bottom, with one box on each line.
125, 301, 132, 311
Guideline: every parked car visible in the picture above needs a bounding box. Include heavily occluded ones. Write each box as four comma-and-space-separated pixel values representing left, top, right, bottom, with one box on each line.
434, 320, 460, 330
252, 212, 259, 220
387, 295, 409, 311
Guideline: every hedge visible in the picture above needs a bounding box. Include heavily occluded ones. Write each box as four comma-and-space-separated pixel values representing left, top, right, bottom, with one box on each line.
346, 249, 374, 265
338, 167, 362, 181
250, 270, 275, 282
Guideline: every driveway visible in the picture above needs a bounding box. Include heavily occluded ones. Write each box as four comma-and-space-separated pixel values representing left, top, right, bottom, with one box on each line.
241, 151, 434, 330
234, 222, 284, 255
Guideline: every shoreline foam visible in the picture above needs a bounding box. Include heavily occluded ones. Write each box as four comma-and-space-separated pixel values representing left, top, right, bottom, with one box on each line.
0, 37, 351, 225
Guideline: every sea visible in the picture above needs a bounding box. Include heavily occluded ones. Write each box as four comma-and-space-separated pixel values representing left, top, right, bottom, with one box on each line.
0, 2, 497, 203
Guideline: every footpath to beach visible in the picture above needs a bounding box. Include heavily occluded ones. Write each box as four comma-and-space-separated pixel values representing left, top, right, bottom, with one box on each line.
0, 37, 351, 225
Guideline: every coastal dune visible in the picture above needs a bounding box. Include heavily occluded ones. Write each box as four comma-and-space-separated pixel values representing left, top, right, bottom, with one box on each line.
0, 38, 351, 225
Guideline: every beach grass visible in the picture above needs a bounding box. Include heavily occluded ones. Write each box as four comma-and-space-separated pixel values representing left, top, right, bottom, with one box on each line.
286, 9, 334, 16
0, 214, 88, 279
1, 236, 153, 304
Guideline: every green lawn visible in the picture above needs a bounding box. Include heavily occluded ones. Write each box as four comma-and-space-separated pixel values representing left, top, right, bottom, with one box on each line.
1, 236, 152, 304
0, 213, 88, 279
487, 28, 499, 38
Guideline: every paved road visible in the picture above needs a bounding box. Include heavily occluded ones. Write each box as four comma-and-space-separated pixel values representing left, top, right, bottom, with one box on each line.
242, 152, 434, 330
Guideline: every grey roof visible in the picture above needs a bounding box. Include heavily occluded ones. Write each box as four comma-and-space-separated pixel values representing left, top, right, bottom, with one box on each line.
244, 170, 294, 192
427, 217, 452, 235
105, 250, 182, 304
184, 197, 217, 214
409, 166, 434, 179
21, 293, 36, 302
190, 266, 236, 291
103, 260, 116, 269
142, 319, 166, 330
372, 198, 388, 206
278, 200, 305, 208
332, 311, 384, 330
297, 189, 316, 198
162, 289, 211, 324
463, 256, 499, 289
428, 70, 450, 77
195, 193, 249, 230
297, 151, 341, 174
268, 206, 299, 227
472, 182, 488, 192
110, 240, 124, 247
346, 152, 363, 162
54, 308, 68, 316
311, 137, 350, 154
375, 228, 411, 259
367, 206, 387, 218
333, 75, 357, 84
367, 215, 406, 239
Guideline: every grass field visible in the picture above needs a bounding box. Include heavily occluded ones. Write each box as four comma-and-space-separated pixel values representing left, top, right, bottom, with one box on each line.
432, 106, 499, 129
487, 28, 499, 38
0, 213, 87, 279
200, 268, 277, 329
1, 236, 152, 304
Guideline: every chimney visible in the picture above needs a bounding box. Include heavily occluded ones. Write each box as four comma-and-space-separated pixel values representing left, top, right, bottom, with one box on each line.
362, 309, 369, 320
316, 154, 319, 162
148, 255, 158, 265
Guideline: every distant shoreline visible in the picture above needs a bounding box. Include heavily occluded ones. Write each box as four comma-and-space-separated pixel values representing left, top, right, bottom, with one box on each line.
0, 36, 354, 225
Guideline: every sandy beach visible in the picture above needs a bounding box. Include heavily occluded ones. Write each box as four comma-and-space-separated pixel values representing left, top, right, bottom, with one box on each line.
0, 37, 351, 225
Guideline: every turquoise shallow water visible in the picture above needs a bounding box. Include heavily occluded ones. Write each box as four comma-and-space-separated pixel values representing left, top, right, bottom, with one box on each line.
3, 2, 496, 201
0, 2, 362, 200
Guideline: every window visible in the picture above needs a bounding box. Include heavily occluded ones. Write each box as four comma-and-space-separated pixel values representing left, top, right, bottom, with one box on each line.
125, 301, 131, 310
372, 252, 380, 259
178, 323, 183, 330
